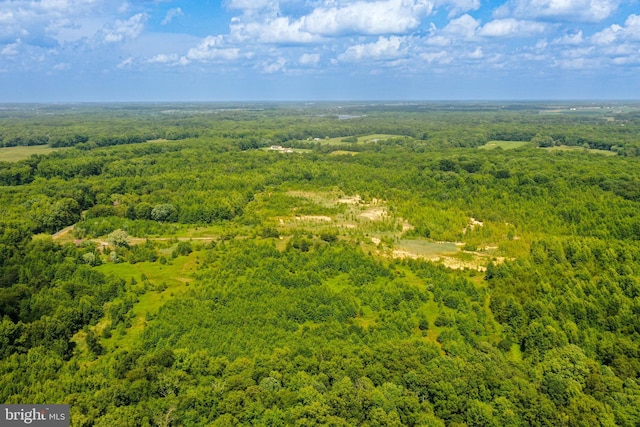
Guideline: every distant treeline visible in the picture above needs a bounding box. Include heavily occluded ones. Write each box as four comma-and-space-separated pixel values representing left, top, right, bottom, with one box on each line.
2, 105, 640, 156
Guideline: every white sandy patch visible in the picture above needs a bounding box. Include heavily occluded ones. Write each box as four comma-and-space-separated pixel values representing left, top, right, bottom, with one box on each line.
441, 257, 488, 272
340, 224, 358, 229
392, 249, 420, 259
359, 208, 387, 221
463, 217, 485, 234
470, 217, 484, 227
401, 222, 414, 232
391, 249, 491, 272
337, 195, 362, 204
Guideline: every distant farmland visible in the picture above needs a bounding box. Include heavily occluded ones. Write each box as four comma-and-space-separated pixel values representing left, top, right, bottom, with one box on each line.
0, 145, 67, 162
479, 140, 531, 150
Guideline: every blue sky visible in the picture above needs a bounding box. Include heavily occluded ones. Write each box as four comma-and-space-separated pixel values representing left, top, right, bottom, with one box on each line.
1, 0, 639, 101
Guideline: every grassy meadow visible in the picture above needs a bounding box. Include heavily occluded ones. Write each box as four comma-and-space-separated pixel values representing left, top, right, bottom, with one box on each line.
0, 145, 67, 162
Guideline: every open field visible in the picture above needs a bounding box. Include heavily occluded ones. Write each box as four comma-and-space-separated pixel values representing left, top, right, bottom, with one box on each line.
542, 145, 617, 156
249, 189, 495, 271
479, 140, 531, 150
261, 146, 312, 153
329, 150, 359, 156
90, 253, 199, 351
0, 145, 68, 162
540, 104, 640, 116
65, 188, 498, 272
318, 133, 409, 145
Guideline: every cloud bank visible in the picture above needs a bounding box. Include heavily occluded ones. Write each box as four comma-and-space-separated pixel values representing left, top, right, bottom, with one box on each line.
1, 0, 639, 100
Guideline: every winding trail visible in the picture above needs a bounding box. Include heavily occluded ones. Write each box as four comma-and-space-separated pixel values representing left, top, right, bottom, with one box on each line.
52, 224, 217, 247
52, 225, 75, 240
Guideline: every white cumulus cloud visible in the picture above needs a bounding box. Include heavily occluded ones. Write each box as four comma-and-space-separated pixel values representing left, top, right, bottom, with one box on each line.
339, 35, 406, 62
262, 57, 286, 73
0, 10, 15, 25
591, 24, 623, 45
31, 0, 98, 14
442, 13, 480, 39
104, 13, 147, 43
552, 31, 584, 45
420, 50, 453, 63
625, 14, 640, 39
230, 16, 320, 44
0, 0, 100, 43
1, 42, 20, 56
228, 0, 435, 44
479, 18, 547, 37
186, 35, 241, 61
299, 52, 320, 66
424, 13, 479, 45
53, 62, 71, 70
301, 0, 434, 36
225, 0, 277, 12
468, 46, 483, 58
500, 0, 622, 22
435, 0, 480, 18
612, 54, 640, 65
592, 14, 640, 45
148, 53, 179, 63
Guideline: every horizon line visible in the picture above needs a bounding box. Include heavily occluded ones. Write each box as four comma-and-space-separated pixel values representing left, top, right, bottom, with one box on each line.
2, 99, 640, 105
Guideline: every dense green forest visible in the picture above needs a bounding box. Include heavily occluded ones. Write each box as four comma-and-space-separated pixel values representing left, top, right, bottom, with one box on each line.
1, 102, 640, 426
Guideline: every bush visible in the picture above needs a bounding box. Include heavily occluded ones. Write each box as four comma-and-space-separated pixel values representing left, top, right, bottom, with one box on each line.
320, 232, 338, 243
151, 204, 177, 222
261, 227, 280, 238
107, 229, 130, 248
172, 241, 193, 258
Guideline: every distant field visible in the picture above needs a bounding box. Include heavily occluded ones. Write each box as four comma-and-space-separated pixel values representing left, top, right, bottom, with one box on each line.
479, 140, 531, 150
0, 145, 67, 162
540, 105, 640, 116
395, 239, 459, 257
320, 134, 408, 145
542, 145, 617, 156
329, 150, 359, 156
261, 147, 312, 154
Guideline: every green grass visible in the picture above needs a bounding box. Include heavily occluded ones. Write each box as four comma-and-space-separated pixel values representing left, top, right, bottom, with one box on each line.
399, 268, 443, 343
421, 299, 445, 345
542, 145, 617, 156
94, 252, 201, 351
508, 343, 523, 362
0, 145, 69, 162
396, 239, 459, 257
540, 105, 640, 116
479, 141, 531, 150
320, 134, 408, 146
330, 150, 359, 156
353, 305, 377, 328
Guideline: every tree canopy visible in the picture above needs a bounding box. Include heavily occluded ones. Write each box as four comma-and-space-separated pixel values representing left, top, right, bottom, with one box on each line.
1, 102, 640, 425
